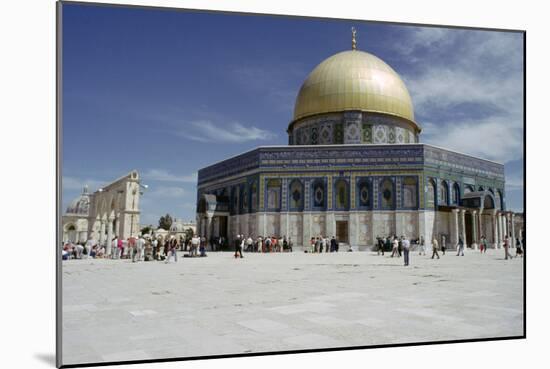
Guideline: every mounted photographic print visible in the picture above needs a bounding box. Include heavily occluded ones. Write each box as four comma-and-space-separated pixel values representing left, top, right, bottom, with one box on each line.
57, 1, 525, 367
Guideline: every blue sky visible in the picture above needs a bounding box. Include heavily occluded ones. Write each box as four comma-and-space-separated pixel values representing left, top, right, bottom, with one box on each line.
62, 3, 524, 225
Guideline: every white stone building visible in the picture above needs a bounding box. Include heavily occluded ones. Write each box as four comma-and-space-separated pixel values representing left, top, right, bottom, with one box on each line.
62, 171, 143, 253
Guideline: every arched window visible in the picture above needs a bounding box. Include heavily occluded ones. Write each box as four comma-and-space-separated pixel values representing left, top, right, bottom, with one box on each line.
334, 179, 349, 210
402, 177, 418, 208
266, 179, 281, 210
483, 194, 495, 209
312, 179, 326, 209
250, 182, 257, 212
289, 180, 304, 211
426, 179, 436, 209
380, 178, 394, 209
439, 180, 449, 206
357, 180, 370, 208
452, 182, 460, 205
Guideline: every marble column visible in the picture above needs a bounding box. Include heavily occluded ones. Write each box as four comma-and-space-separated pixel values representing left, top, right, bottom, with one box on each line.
451, 209, 459, 249
114, 214, 120, 238
500, 213, 508, 242
477, 209, 483, 241
510, 213, 516, 246
99, 220, 106, 246
491, 210, 498, 249
205, 214, 213, 243
302, 213, 312, 248
471, 210, 478, 249
460, 209, 467, 248
106, 216, 114, 256
496, 213, 502, 247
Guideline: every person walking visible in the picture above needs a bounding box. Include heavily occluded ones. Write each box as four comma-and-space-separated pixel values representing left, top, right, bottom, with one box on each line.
331, 236, 337, 253
456, 236, 465, 256
431, 236, 440, 259
246, 236, 254, 252
234, 235, 243, 258
515, 237, 523, 258
190, 235, 199, 256
165, 237, 178, 263
402, 236, 411, 266
134, 235, 145, 262
117, 237, 124, 259
480, 235, 488, 253
441, 235, 446, 255
111, 236, 118, 259
503, 235, 514, 260
152, 237, 158, 260
397, 235, 402, 257
376, 236, 385, 256
391, 236, 399, 257
479, 236, 484, 253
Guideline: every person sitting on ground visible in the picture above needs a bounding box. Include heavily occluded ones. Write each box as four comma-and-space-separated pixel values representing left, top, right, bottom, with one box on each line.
89, 244, 97, 258
74, 242, 84, 259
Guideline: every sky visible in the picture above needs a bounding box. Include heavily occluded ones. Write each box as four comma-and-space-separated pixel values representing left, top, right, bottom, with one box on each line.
61, 3, 524, 226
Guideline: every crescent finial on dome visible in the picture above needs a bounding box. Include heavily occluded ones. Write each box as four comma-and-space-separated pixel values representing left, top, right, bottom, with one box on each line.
351, 27, 357, 50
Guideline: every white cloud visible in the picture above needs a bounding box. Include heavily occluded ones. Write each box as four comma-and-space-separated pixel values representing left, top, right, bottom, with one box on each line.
147, 186, 186, 198
62, 176, 105, 192
142, 169, 197, 183
421, 117, 523, 163
394, 28, 523, 164
183, 120, 276, 143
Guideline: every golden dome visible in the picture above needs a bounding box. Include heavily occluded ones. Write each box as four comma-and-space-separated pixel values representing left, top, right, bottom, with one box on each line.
292, 50, 415, 124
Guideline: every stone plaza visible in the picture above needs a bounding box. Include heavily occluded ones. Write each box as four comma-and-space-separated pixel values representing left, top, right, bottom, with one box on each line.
61, 249, 523, 366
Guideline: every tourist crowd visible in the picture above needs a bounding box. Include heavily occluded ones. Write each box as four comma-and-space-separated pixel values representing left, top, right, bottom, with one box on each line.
62, 231, 524, 267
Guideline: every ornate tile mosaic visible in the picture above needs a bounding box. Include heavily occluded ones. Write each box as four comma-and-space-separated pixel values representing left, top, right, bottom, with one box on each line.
362, 123, 372, 143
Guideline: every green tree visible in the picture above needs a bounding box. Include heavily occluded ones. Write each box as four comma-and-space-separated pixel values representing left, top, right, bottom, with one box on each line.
158, 214, 173, 230
184, 227, 194, 241
140, 225, 152, 235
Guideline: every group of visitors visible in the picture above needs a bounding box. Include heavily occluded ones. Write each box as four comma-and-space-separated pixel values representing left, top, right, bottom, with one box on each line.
308, 236, 340, 253
373, 231, 525, 266
61, 233, 213, 263
233, 235, 294, 258
63, 230, 525, 265
375, 235, 414, 266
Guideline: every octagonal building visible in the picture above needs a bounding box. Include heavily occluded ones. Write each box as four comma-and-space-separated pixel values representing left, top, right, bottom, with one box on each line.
196, 39, 516, 251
